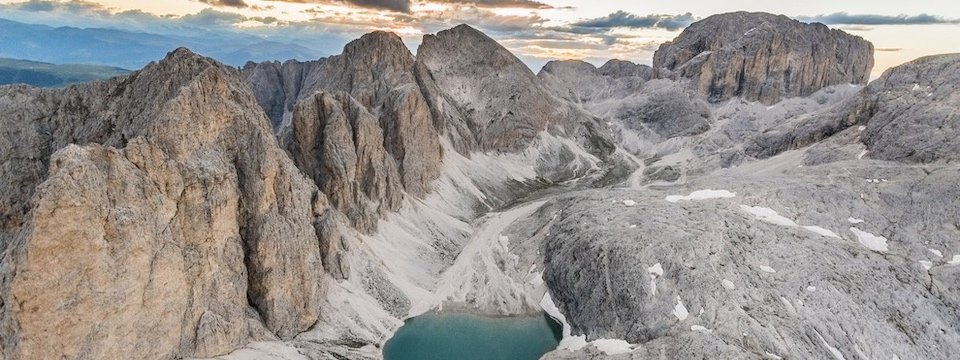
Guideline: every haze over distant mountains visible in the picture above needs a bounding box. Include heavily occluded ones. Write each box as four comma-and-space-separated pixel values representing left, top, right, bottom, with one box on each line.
0, 18, 327, 69
0, 57, 128, 87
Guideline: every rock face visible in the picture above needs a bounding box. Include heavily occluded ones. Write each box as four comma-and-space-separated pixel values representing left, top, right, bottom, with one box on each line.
0, 49, 329, 359
653, 12, 874, 104
613, 79, 711, 139
288, 91, 404, 233
849, 54, 960, 163
240, 58, 326, 129
539, 62, 709, 147
244, 31, 442, 233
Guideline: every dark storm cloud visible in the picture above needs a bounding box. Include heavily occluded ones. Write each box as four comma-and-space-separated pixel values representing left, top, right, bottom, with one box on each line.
9, 0, 107, 13
430, 0, 558, 9
198, 0, 249, 8
265, 0, 411, 13
567, 11, 696, 32
798, 12, 960, 25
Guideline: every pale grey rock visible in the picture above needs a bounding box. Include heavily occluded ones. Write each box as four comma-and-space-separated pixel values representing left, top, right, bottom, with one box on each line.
381, 84, 442, 197
614, 79, 710, 139
538, 62, 708, 150
654, 12, 874, 104
535, 162, 960, 359
599, 59, 653, 80
850, 54, 960, 163
538, 60, 650, 104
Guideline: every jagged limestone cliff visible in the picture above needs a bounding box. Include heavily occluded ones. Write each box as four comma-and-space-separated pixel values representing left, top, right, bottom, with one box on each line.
0, 49, 330, 359
653, 12, 874, 104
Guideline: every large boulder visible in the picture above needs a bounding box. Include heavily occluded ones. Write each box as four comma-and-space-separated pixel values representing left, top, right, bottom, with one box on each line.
653, 12, 874, 105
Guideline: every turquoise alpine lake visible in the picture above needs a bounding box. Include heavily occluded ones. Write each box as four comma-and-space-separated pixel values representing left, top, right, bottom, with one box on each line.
382, 312, 563, 360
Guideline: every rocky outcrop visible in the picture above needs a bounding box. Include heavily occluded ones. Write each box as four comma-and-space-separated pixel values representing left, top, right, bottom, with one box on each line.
536, 163, 960, 359
243, 32, 442, 232
538, 60, 650, 104
381, 84, 442, 196
849, 54, 960, 163
538, 61, 709, 146
653, 12, 874, 104
242, 31, 417, 131
0, 49, 330, 359
288, 91, 404, 233
612, 79, 711, 139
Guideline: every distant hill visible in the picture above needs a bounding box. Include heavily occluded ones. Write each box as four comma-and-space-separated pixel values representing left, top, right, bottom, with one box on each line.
0, 18, 328, 69
0, 58, 129, 87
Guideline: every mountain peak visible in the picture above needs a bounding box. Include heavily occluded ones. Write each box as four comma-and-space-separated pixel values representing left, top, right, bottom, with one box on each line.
654, 10, 873, 104
342, 30, 412, 61
164, 47, 211, 63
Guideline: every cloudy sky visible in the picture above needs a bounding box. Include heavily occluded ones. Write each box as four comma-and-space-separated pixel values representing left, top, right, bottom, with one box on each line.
1, 0, 958, 76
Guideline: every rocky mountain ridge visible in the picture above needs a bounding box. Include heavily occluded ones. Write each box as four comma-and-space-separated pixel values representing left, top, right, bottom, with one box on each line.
1, 11, 959, 360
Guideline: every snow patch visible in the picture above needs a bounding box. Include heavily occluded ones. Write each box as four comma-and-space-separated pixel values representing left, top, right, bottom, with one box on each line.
590, 339, 635, 355
850, 227, 888, 252
802, 226, 841, 239
528, 271, 543, 286
758, 265, 777, 273
741, 205, 840, 239
721, 279, 736, 290
673, 296, 689, 321
920, 260, 933, 270
948, 255, 960, 266
847, 217, 865, 224
541, 293, 636, 354
540, 293, 588, 351
622, 200, 637, 207
647, 263, 663, 296
740, 205, 797, 227
765, 352, 785, 360
815, 331, 847, 360
929, 249, 943, 258
690, 325, 712, 332
666, 189, 736, 203
807, 286, 817, 292
216, 341, 310, 360
857, 150, 868, 159
912, 83, 921, 91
